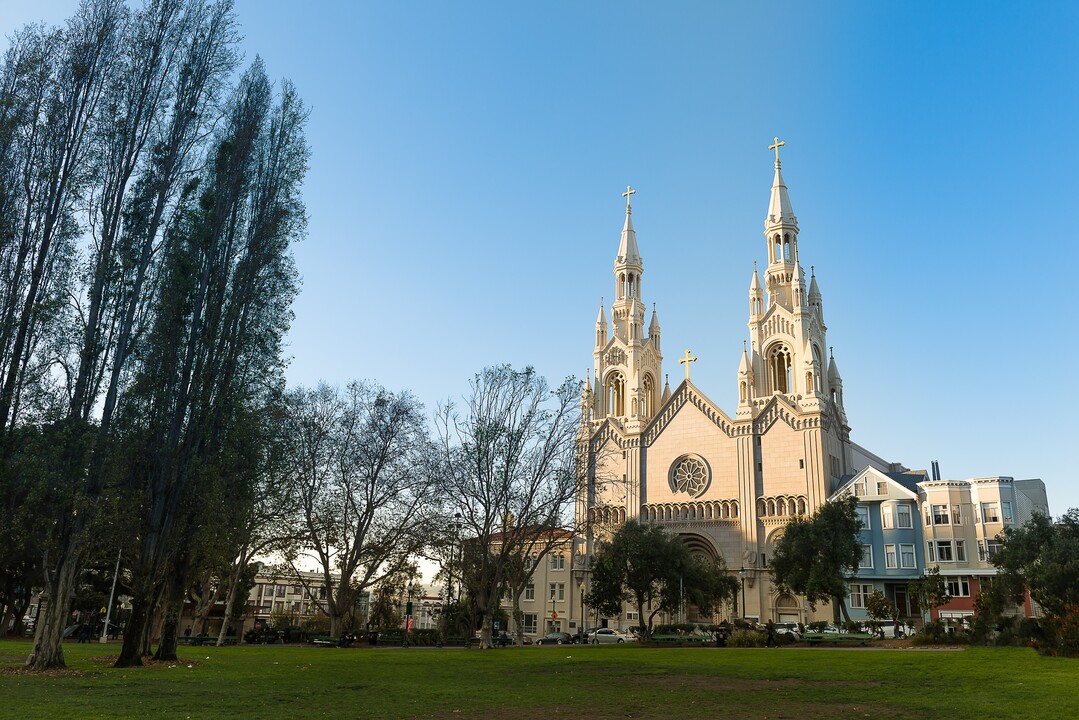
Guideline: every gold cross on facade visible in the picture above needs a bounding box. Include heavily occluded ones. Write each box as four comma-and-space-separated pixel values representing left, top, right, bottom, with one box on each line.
622, 185, 636, 208
769, 136, 785, 163
679, 348, 697, 381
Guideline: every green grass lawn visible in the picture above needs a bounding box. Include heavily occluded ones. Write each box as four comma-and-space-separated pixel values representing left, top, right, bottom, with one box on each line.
1, 639, 1076, 719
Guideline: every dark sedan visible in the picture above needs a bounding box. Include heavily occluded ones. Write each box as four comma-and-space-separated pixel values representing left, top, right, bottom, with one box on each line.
534, 632, 574, 645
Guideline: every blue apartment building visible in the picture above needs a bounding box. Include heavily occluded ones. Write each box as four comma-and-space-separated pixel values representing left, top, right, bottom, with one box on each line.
833, 466, 927, 623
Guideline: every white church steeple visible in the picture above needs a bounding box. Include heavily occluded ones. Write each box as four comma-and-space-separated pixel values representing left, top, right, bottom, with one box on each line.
592, 186, 663, 429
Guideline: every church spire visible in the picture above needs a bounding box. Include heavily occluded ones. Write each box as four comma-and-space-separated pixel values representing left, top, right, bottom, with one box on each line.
616, 185, 642, 268
766, 137, 797, 230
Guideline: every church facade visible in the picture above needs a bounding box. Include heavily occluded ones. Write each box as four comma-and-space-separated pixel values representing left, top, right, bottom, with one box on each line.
576, 144, 900, 625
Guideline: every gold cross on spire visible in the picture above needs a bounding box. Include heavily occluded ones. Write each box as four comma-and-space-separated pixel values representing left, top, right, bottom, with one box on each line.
622, 185, 636, 208
679, 348, 697, 382
769, 136, 785, 164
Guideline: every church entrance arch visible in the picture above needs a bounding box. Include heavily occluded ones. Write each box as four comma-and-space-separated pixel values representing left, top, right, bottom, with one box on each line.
677, 534, 722, 624
773, 594, 801, 624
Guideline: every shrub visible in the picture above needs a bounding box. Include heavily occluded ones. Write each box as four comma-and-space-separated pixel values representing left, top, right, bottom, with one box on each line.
842, 620, 864, 634
727, 629, 765, 648
807, 621, 829, 633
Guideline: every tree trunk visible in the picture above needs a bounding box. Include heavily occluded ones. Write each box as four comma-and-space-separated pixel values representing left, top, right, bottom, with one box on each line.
216, 564, 242, 646
25, 556, 79, 670
480, 609, 494, 649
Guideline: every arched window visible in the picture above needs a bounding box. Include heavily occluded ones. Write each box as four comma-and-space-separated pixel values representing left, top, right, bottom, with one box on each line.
767, 499, 776, 516
757, 499, 767, 516
740, 380, 747, 403
778, 498, 787, 516
641, 374, 655, 419
605, 371, 625, 416
767, 344, 793, 395
797, 497, 807, 515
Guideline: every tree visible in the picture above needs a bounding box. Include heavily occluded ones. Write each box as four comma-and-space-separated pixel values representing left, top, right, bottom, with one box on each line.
770, 496, 862, 622
113, 57, 307, 667
908, 567, 951, 629
992, 509, 1079, 655
279, 382, 437, 638
584, 520, 737, 641
864, 590, 895, 636
432, 366, 582, 649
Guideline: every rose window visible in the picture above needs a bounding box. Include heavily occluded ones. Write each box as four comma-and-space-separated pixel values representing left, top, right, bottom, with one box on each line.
670, 455, 709, 497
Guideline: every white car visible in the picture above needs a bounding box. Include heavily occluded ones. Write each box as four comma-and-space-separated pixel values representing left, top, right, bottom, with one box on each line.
589, 628, 634, 644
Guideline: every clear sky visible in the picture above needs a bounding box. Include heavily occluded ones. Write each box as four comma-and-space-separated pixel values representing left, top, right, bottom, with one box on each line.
4, 1, 1078, 513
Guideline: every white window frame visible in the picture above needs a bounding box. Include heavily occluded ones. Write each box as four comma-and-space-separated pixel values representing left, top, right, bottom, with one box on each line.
849, 583, 873, 609
881, 506, 893, 530
524, 583, 535, 601
926, 541, 937, 562
557, 583, 565, 601
982, 503, 1000, 523
859, 544, 873, 568
876, 480, 888, 495
897, 504, 913, 528
936, 540, 954, 562
932, 504, 949, 525
855, 505, 870, 530
522, 613, 537, 634
955, 539, 967, 563
986, 539, 1003, 560
885, 544, 897, 569
946, 577, 971, 597
952, 504, 963, 525
1002, 501, 1014, 524
900, 543, 916, 569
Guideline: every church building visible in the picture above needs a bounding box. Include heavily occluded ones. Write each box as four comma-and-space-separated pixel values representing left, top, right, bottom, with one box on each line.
576, 141, 903, 625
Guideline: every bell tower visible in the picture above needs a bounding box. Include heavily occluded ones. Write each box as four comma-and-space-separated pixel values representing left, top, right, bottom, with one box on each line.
738, 139, 833, 409
592, 187, 663, 433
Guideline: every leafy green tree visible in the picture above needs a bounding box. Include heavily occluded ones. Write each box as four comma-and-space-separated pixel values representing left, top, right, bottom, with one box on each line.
584, 520, 737, 641
770, 496, 862, 621
908, 567, 951, 628
992, 509, 1079, 655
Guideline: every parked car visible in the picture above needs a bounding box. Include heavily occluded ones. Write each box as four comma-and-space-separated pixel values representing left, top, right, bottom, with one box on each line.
880, 621, 916, 639
590, 628, 633, 644
535, 632, 574, 645
774, 623, 801, 640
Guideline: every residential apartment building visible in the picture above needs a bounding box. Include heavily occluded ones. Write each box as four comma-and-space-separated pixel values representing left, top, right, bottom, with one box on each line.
840, 466, 926, 623
918, 473, 1048, 622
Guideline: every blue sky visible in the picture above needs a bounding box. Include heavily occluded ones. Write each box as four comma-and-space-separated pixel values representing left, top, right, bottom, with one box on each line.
4, 2, 1077, 513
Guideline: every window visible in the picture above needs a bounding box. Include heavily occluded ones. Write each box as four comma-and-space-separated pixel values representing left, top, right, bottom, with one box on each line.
952, 504, 963, 525
877, 481, 888, 495
982, 503, 1000, 523
881, 506, 893, 529
946, 577, 971, 597
936, 540, 954, 562
859, 544, 873, 568
292, 585, 302, 594
977, 540, 986, 561
986, 539, 1003, 559
524, 583, 535, 601
926, 541, 936, 563
276, 585, 286, 597
626, 611, 640, 621
522, 613, 537, 634
885, 544, 897, 569
854, 480, 866, 496
1002, 501, 1014, 524
855, 505, 870, 530
849, 583, 874, 609
549, 583, 557, 600
897, 504, 913, 528
551, 554, 566, 571
550, 583, 565, 601
932, 505, 949, 525
900, 544, 916, 569
955, 539, 966, 563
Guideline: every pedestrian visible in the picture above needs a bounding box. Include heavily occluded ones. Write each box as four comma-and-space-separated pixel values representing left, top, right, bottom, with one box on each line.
184, 625, 192, 637
765, 619, 778, 648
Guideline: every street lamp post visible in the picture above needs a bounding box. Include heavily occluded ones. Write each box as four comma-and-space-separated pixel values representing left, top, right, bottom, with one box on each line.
738, 567, 747, 621
454, 513, 463, 605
